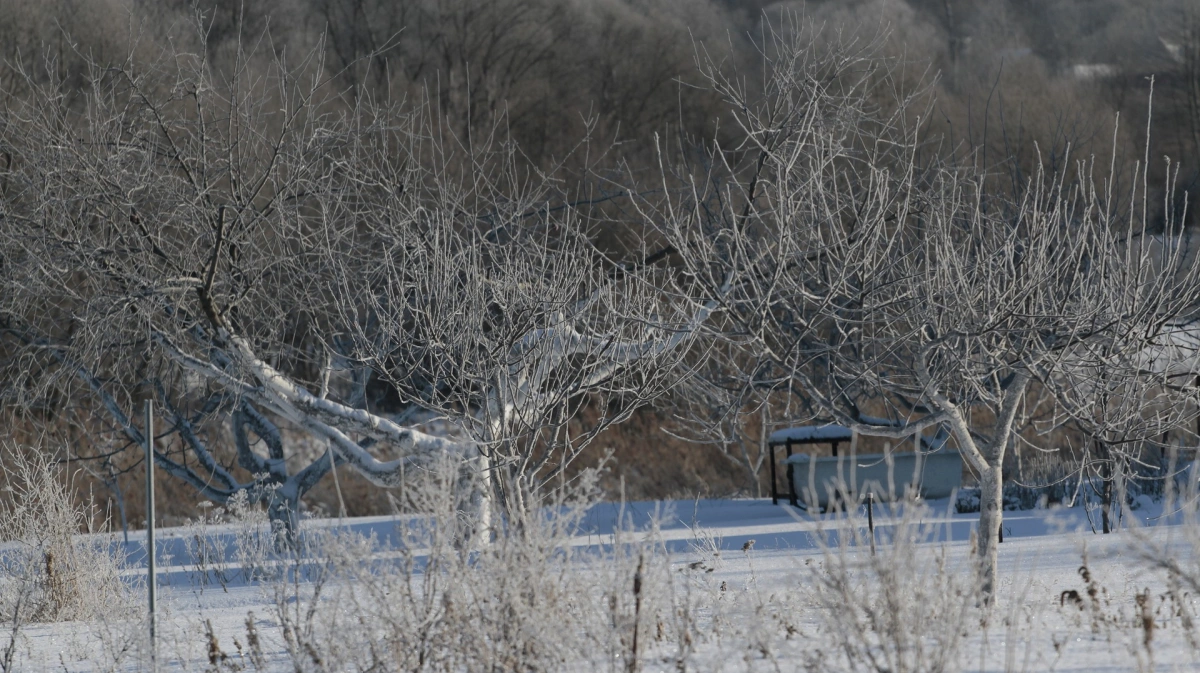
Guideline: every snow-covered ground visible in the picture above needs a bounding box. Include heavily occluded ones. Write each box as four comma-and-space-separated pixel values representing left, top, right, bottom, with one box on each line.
8, 497, 1200, 671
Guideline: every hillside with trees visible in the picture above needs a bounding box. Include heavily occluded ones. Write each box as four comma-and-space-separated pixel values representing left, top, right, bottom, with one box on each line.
1, 0, 1199, 527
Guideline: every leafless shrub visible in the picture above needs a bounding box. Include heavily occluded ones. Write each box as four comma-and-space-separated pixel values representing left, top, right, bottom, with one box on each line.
182, 457, 686, 672
0, 447, 134, 624
1128, 477, 1200, 655
182, 502, 235, 592
0, 446, 138, 672
181, 487, 288, 593
802, 499, 977, 673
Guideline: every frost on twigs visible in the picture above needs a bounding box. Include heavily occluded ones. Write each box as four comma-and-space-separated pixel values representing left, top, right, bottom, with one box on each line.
224, 458, 686, 672
181, 485, 287, 593
0, 447, 135, 624
804, 496, 977, 673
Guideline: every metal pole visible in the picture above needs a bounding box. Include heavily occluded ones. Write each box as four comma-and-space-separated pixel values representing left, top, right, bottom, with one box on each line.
145, 400, 157, 672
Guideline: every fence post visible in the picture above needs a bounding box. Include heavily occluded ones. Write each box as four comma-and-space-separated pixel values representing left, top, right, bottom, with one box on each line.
145, 399, 157, 672
769, 442, 778, 505
867, 491, 876, 556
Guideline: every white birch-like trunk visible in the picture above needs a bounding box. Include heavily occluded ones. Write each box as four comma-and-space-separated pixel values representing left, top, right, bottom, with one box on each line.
976, 459, 1004, 599
473, 449, 494, 545
930, 372, 1027, 602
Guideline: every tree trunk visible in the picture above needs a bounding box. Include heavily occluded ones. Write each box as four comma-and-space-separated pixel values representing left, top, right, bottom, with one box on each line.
755, 405, 769, 498
1101, 455, 1113, 535
977, 460, 1004, 600
473, 450, 495, 545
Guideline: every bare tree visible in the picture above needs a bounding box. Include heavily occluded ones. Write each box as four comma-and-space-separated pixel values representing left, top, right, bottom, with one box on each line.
1041, 227, 1200, 532
648, 17, 1200, 598
0, 24, 709, 538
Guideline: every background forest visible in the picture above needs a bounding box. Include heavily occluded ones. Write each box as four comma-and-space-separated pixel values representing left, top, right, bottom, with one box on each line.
1, 0, 1198, 525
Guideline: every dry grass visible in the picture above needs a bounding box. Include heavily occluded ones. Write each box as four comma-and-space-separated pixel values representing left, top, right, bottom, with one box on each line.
800, 498, 978, 673
0, 446, 138, 673
5, 463, 1200, 671
0, 447, 134, 624
261, 461, 668, 672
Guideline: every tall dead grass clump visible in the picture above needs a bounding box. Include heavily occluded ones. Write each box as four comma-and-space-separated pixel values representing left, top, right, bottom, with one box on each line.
802, 496, 977, 673
0, 447, 134, 624
244, 456, 673, 672
1128, 466, 1200, 652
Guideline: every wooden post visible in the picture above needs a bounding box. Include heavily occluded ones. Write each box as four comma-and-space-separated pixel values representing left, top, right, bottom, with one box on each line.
849, 430, 859, 506
787, 461, 798, 507
769, 442, 779, 505
145, 400, 157, 672
867, 492, 876, 556
785, 440, 798, 506
912, 429, 924, 499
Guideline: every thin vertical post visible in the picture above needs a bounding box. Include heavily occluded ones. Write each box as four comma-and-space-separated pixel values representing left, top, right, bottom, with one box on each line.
769, 442, 778, 505
849, 431, 860, 508
785, 440, 798, 507
145, 400, 157, 671
867, 492, 876, 556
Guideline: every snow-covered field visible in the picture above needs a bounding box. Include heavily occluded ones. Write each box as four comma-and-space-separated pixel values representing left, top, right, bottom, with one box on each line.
7, 497, 1200, 672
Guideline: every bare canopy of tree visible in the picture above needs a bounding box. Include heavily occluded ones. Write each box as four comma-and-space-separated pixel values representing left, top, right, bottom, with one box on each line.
647, 18, 1200, 598
0, 26, 711, 538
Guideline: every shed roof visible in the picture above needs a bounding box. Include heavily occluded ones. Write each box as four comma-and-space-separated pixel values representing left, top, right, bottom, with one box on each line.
768, 423, 951, 450
768, 425, 853, 445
